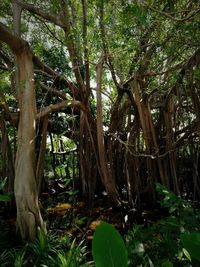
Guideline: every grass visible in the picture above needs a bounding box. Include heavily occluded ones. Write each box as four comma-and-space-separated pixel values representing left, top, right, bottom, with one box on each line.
0, 229, 92, 267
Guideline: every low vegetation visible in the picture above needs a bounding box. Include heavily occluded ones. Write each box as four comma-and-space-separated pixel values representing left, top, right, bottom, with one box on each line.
1, 184, 200, 267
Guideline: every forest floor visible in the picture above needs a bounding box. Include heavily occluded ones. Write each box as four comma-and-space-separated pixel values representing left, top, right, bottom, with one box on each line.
0, 192, 162, 255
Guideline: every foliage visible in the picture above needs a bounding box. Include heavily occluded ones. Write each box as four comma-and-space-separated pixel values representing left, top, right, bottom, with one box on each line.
1, 185, 200, 266
0, 230, 89, 267
92, 222, 128, 267
156, 183, 200, 232
125, 184, 200, 266
0, 177, 12, 202
0, 194, 11, 202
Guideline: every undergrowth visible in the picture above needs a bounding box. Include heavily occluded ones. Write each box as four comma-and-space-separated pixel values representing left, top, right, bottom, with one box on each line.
125, 183, 200, 266
1, 183, 200, 266
0, 230, 91, 267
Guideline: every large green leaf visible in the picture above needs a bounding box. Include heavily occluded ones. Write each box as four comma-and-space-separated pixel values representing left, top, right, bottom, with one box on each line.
92, 222, 128, 267
181, 232, 200, 261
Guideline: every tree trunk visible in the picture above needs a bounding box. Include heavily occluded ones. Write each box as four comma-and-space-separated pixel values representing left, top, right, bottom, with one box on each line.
96, 57, 120, 204
131, 79, 166, 193
79, 111, 97, 202
0, 21, 46, 240
163, 96, 179, 194
14, 48, 45, 240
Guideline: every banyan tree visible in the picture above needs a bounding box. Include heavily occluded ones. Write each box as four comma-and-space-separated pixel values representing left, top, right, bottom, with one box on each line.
0, 0, 200, 239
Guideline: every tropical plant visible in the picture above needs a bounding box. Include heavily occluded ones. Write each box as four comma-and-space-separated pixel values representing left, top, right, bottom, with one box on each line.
92, 222, 128, 267
0, 230, 89, 267
125, 184, 200, 266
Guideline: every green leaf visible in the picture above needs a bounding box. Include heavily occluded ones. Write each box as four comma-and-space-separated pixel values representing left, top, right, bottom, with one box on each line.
161, 260, 173, 267
0, 194, 11, 202
181, 233, 200, 261
66, 190, 79, 196
92, 222, 128, 267
182, 248, 191, 262
169, 206, 177, 214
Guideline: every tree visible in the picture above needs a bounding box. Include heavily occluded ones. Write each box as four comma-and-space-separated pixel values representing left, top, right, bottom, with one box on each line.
0, 0, 200, 239
0, 21, 45, 240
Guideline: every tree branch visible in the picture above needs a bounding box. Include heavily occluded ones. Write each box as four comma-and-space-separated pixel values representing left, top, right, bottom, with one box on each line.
0, 22, 28, 54
33, 55, 79, 98
81, 0, 90, 96
39, 82, 67, 100
145, 4, 200, 22
16, 0, 65, 28
99, 3, 121, 91
36, 100, 86, 119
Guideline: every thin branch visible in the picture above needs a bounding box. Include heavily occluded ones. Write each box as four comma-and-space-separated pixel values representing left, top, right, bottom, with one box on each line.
81, 0, 90, 95
145, 4, 200, 22
166, 47, 200, 100
99, 3, 121, 91
59, 0, 85, 92
36, 16, 65, 45
17, 0, 85, 93
33, 55, 79, 97
39, 82, 67, 100
140, 62, 184, 77
108, 132, 198, 159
